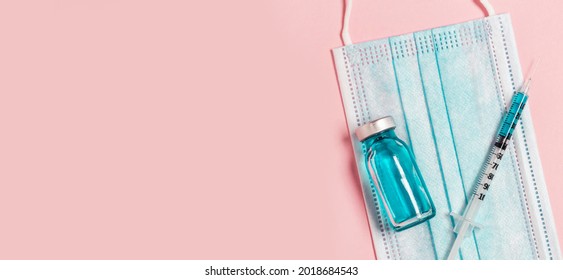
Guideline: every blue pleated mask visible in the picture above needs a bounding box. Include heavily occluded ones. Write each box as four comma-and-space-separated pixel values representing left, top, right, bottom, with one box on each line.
333, 0, 560, 259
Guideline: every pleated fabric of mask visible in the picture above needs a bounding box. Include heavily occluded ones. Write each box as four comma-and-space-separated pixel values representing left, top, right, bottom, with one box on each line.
333, 0, 561, 259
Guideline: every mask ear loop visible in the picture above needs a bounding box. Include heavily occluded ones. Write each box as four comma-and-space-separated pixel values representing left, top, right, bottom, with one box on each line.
341, 0, 353, 46
341, 0, 496, 45
479, 0, 497, 16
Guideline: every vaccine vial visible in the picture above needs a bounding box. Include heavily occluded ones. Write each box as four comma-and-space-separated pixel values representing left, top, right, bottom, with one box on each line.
356, 116, 435, 231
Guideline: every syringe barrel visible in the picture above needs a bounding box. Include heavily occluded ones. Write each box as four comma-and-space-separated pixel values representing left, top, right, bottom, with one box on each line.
460, 91, 528, 227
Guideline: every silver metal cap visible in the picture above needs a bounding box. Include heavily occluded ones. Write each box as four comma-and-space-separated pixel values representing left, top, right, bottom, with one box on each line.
355, 116, 396, 141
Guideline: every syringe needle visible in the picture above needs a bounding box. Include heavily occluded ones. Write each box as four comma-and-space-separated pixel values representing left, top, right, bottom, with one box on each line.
521, 58, 541, 95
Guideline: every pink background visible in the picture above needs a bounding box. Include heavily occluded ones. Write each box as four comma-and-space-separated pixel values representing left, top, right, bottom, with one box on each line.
0, 0, 561, 259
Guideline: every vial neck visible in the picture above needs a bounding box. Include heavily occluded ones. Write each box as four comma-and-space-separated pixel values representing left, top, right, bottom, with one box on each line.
363, 129, 397, 144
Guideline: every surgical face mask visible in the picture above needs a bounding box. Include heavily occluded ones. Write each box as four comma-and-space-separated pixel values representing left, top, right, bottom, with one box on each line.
333, 0, 560, 260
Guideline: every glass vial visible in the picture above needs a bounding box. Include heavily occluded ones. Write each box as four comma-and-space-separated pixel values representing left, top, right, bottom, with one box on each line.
356, 116, 435, 231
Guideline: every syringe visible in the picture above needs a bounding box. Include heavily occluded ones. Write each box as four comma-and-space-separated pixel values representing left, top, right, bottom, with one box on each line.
446, 62, 539, 260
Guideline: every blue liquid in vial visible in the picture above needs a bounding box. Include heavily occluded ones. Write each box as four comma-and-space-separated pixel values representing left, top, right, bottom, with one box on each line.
362, 129, 435, 231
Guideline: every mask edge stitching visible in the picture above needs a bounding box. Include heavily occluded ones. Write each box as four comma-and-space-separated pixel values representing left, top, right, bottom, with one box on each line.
344, 48, 394, 260
487, 16, 541, 259
499, 16, 552, 259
